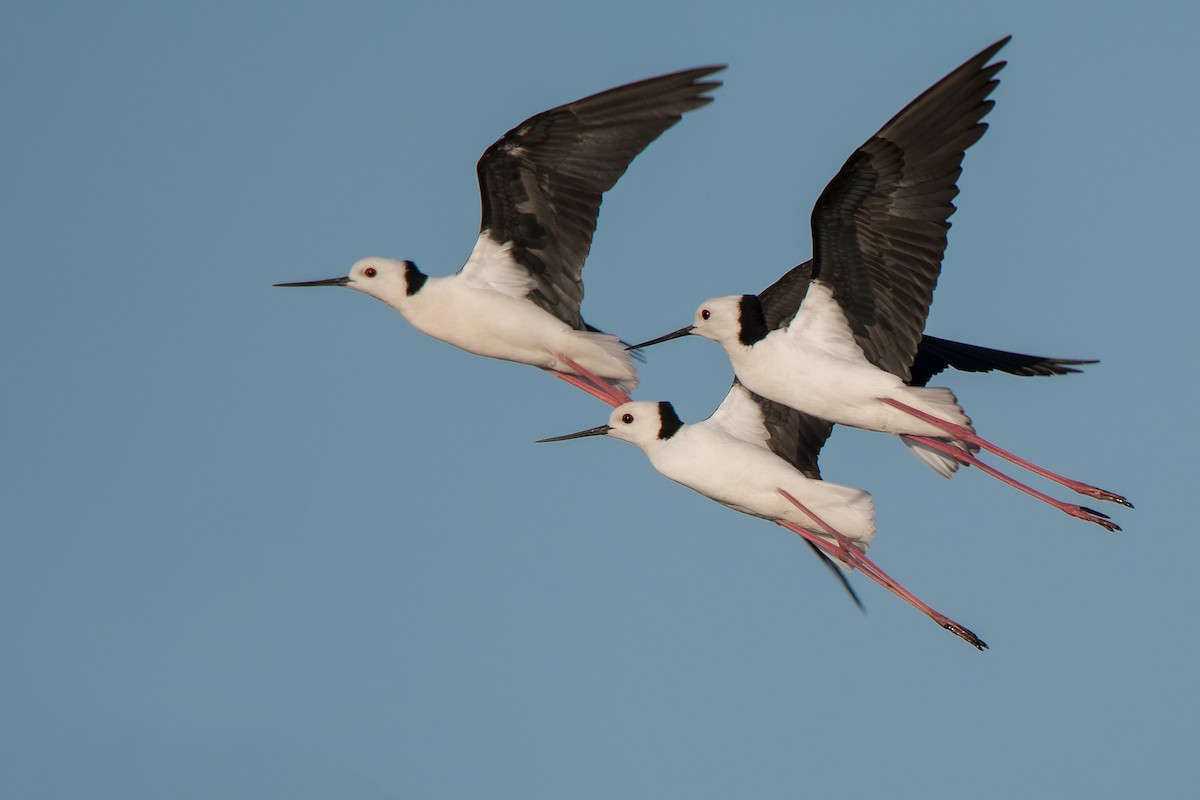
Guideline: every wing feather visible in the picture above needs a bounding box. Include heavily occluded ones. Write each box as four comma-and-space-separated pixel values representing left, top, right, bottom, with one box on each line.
470, 66, 723, 329
808, 38, 1009, 380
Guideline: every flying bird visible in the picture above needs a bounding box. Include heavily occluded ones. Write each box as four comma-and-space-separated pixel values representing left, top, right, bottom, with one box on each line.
651, 258, 1099, 481
628, 38, 1130, 526
277, 66, 723, 406
539, 387, 987, 650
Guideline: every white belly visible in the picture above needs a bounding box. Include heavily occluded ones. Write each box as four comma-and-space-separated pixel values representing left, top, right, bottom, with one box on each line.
649, 427, 875, 547
398, 281, 636, 385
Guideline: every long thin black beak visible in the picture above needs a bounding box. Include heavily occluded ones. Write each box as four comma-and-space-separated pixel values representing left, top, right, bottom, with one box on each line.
273, 276, 350, 288
536, 424, 611, 443
626, 325, 694, 351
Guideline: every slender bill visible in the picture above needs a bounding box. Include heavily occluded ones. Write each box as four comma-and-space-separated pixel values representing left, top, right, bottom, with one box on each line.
274, 276, 350, 288
536, 425, 611, 443
625, 325, 694, 351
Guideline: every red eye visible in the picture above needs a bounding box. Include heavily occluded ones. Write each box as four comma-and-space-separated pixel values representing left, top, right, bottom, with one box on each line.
621, 414, 634, 424
364, 267, 377, 278
701, 309, 711, 320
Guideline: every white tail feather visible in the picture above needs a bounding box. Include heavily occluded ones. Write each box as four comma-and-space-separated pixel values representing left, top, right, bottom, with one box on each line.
569, 330, 638, 392
903, 436, 963, 478
897, 386, 978, 477
906, 386, 975, 433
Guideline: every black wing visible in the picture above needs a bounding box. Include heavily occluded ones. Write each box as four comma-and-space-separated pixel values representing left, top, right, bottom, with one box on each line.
473, 66, 723, 329
908, 335, 1096, 387
706, 380, 833, 480
758, 260, 815, 330
802, 540, 865, 611
715, 378, 832, 482
761, 260, 1095, 386
750, 389, 833, 482
809, 37, 1008, 380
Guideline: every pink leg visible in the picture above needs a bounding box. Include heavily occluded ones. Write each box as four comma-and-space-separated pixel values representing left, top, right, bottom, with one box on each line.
777, 489, 987, 650
879, 397, 1131, 508
550, 353, 633, 407
776, 488, 927, 607
904, 435, 1120, 533
549, 370, 627, 406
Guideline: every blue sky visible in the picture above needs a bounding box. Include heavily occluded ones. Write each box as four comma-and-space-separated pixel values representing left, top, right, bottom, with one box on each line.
3, 1, 1196, 797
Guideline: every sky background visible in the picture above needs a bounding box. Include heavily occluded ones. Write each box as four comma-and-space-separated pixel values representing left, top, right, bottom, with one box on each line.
3, 1, 1197, 797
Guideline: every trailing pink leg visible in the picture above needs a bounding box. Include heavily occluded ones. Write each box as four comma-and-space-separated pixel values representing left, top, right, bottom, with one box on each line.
903, 435, 1120, 532
551, 353, 633, 407
549, 370, 627, 407
777, 489, 987, 650
777, 489, 941, 616
879, 396, 1131, 508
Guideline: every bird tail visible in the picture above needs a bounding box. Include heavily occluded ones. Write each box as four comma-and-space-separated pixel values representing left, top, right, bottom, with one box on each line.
799, 481, 876, 560
569, 330, 639, 393
899, 386, 977, 478
903, 436, 966, 478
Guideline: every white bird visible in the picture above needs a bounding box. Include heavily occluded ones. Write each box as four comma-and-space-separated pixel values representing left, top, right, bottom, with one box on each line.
628, 38, 1131, 527
539, 385, 988, 650
276, 66, 723, 406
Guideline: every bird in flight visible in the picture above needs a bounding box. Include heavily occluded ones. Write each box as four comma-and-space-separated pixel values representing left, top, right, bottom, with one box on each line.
277, 65, 723, 407
628, 38, 1130, 527
540, 384, 988, 650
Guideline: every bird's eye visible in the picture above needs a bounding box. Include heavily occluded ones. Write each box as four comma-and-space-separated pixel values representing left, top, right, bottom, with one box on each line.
621, 414, 634, 424
701, 309, 711, 320
364, 267, 377, 278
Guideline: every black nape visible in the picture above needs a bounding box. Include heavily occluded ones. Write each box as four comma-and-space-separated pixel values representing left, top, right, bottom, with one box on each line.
657, 402, 684, 440
738, 295, 770, 346
405, 262, 428, 296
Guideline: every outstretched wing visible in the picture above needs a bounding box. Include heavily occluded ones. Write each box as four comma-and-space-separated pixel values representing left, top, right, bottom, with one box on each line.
808, 38, 1008, 380
908, 335, 1096, 386
758, 260, 815, 330
466, 66, 723, 329
707, 380, 834, 481
761, 260, 1095, 386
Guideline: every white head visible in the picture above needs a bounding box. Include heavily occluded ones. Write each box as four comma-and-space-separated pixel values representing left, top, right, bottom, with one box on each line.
537, 400, 686, 451
628, 294, 770, 353
274, 257, 427, 307
606, 401, 685, 447
688, 295, 752, 344
344, 258, 424, 300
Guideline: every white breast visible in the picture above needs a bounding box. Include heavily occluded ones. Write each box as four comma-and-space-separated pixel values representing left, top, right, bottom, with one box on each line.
401, 276, 567, 367
728, 283, 913, 432
646, 425, 875, 546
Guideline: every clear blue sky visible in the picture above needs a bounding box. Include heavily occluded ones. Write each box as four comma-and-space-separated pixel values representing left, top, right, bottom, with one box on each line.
3, 2, 1195, 797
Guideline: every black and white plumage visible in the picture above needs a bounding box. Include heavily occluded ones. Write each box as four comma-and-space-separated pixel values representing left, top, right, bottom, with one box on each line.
741, 257, 1099, 479
805, 39, 1009, 381
629, 38, 1130, 524
277, 66, 723, 406
473, 66, 723, 332
539, 387, 987, 649
756, 259, 1097, 383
